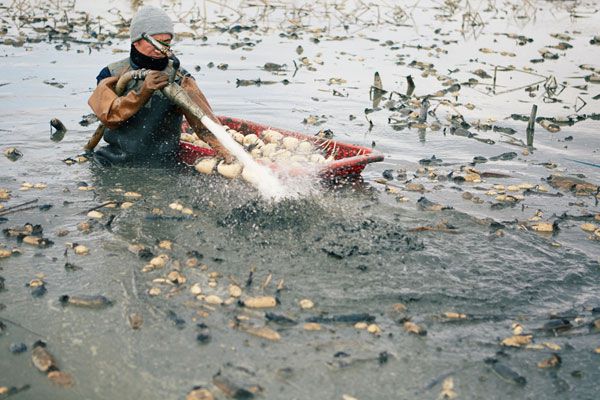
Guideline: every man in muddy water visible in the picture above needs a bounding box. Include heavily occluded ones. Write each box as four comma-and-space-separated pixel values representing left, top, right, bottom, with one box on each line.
88, 5, 231, 166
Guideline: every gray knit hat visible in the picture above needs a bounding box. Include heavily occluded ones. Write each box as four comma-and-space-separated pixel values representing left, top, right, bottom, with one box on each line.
130, 6, 174, 43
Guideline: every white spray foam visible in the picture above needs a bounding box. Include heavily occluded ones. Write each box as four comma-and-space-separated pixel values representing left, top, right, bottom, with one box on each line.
270, 162, 322, 198
201, 117, 296, 201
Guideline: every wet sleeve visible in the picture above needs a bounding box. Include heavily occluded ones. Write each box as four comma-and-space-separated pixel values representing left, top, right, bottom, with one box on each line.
87, 76, 152, 130
96, 67, 112, 85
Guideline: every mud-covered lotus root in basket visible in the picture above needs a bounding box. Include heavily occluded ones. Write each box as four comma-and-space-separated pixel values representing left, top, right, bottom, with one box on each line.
190, 127, 333, 181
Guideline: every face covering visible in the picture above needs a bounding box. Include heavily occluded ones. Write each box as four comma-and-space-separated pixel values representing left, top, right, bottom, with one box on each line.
130, 43, 169, 71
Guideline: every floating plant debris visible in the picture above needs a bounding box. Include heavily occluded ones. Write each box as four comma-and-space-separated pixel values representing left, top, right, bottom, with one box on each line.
59, 295, 112, 308
486, 359, 527, 386
3, 147, 22, 161
31, 341, 57, 373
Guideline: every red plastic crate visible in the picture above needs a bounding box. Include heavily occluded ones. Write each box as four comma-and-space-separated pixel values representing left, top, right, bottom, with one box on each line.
179, 116, 384, 178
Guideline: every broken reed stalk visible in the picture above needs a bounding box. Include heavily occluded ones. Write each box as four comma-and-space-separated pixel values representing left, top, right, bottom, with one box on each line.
205, 0, 244, 20
494, 78, 547, 95
418, 98, 430, 122
0, 205, 40, 216
78, 200, 119, 215
260, 273, 272, 291
0, 316, 46, 338
526, 104, 537, 147
406, 75, 415, 97
575, 96, 587, 113
0, 199, 39, 216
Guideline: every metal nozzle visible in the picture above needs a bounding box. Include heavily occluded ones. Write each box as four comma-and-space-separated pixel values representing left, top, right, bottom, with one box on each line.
141, 32, 172, 57
141, 32, 180, 82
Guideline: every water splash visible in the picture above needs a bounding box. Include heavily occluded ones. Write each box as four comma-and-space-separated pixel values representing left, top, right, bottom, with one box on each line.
202, 117, 318, 201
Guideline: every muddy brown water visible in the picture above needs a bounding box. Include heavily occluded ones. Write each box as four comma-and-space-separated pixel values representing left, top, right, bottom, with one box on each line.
1, 1, 599, 399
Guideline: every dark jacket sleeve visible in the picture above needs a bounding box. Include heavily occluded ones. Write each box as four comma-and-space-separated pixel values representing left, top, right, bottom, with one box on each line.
96, 67, 112, 84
